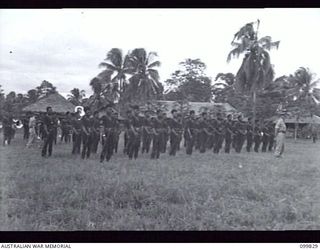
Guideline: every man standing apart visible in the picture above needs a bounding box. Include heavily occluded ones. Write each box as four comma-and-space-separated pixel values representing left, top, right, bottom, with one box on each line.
41, 106, 57, 157
274, 111, 287, 158
26, 113, 38, 148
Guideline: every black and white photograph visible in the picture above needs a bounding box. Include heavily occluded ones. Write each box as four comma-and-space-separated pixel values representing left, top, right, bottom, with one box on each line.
0, 8, 320, 232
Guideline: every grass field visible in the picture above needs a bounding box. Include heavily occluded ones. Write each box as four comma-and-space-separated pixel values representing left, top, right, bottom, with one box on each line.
1, 131, 320, 230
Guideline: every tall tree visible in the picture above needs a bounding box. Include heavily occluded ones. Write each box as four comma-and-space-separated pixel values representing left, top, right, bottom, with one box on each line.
67, 88, 86, 106
124, 48, 163, 103
164, 59, 212, 102
27, 89, 39, 104
36, 80, 57, 97
98, 48, 133, 101
227, 20, 280, 127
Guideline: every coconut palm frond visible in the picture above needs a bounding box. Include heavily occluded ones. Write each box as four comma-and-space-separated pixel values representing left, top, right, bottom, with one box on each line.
106, 48, 123, 68
99, 62, 118, 71
148, 60, 161, 68
227, 47, 242, 62
232, 22, 255, 43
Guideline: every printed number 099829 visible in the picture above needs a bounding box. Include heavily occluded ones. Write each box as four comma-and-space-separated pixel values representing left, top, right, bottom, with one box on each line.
300, 244, 318, 248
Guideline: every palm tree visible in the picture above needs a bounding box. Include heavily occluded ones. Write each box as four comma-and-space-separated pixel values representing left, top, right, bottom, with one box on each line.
227, 20, 280, 127
284, 68, 320, 141
98, 48, 133, 101
67, 88, 86, 106
125, 48, 163, 103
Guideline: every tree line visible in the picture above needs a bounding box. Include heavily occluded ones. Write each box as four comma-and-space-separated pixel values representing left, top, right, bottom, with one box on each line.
1, 20, 320, 120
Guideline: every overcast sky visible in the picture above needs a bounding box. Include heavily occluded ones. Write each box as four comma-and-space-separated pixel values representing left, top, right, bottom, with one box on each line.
0, 8, 319, 97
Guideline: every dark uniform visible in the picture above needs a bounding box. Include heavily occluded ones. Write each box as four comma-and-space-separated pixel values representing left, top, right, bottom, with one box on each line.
160, 117, 169, 153
113, 118, 121, 153
81, 115, 94, 159
123, 118, 130, 155
261, 122, 270, 152
213, 118, 224, 154
127, 115, 142, 159
168, 116, 183, 156
198, 117, 209, 153
2, 116, 13, 146
234, 119, 246, 153
100, 114, 115, 162
72, 116, 82, 154
184, 117, 197, 155
22, 117, 30, 140
60, 116, 72, 143
91, 115, 101, 154
41, 114, 57, 157
253, 124, 261, 153
141, 116, 153, 154
268, 122, 275, 151
151, 117, 162, 159
246, 121, 253, 152
224, 118, 234, 153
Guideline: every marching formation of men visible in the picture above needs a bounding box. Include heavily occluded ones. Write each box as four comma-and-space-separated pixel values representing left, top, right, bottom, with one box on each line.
4, 104, 286, 161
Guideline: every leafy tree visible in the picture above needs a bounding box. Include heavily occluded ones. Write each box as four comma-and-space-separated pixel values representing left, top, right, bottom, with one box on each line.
27, 89, 39, 104
227, 20, 280, 127
98, 48, 133, 102
36, 80, 57, 97
164, 59, 212, 102
123, 48, 163, 103
67, 88, 86, 106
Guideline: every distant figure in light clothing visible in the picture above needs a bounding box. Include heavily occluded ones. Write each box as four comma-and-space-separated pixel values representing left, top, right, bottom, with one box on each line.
274, 111, 287, 158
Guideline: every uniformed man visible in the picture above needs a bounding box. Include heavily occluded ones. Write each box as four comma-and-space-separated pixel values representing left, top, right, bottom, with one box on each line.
150, 110, 162, 159
22, 113, 30, 140
194, 116, 201, 151
71, 110, 83, 155
2, 113, 13, 146
127, 105, 142, 160
176, 112, 183, 151
246, 117, 253, 152
184, 110, 197, 155
213, 113, 224, 154
197, 112, 210, 153
168, 109, 183, 156
274, 110, 287, 158
91, 111, 101, 154
60, 112, 71, 143
100, 104, 116, 162
160, 112, 169, 153
224, 114, 234, 153
234, 114, 246, 153
206, 113, 215, 150
41, 106, 58, 157
81, 107, 93, 159
123, 109, 132, 155
268, 121, 275, 151
112, 111, 121, 154
253, 119, 261, 153
261, 120, 270, 152
141, 110, 153, 154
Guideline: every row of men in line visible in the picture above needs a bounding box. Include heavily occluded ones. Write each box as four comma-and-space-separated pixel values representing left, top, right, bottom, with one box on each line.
34, 104, 276, 162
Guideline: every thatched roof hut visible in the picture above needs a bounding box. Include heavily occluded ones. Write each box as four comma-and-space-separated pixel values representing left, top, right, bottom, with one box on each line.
23, 93, 76, 113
